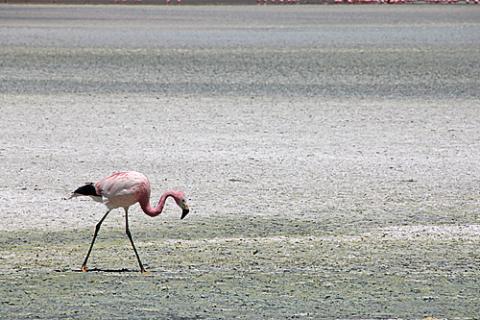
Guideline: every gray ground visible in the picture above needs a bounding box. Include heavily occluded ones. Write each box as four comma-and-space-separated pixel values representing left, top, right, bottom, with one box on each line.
1, 4, 480, 319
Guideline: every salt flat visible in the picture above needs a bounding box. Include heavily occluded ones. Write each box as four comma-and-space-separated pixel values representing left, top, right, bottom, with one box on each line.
0, 4, 479, 319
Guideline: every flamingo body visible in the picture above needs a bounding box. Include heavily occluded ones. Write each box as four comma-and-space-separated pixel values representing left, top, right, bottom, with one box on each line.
71, 170, 190, 273
95, 171, 151, 209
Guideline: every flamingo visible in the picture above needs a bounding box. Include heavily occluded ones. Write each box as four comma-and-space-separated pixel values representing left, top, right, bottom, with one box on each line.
70, 171, 190, 273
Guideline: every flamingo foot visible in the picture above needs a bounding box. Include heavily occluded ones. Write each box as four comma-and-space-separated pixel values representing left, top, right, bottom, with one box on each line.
81, 265, 88, 272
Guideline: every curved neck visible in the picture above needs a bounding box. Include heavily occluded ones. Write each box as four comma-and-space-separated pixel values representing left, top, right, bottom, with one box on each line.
139, 191, 177, 217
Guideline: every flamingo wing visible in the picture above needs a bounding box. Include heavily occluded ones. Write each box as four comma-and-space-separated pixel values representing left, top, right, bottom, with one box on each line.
95, 171, 150, 209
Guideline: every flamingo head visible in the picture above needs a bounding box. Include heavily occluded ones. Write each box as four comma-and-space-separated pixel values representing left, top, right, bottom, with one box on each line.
173, 191, 190, 219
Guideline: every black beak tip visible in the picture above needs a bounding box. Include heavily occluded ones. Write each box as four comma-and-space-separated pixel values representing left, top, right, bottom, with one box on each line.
181, 208, 190, 220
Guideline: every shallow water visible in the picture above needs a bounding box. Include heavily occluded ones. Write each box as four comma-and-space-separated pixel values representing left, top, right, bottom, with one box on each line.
1, 6, 480, 99
0, 4, 479, 319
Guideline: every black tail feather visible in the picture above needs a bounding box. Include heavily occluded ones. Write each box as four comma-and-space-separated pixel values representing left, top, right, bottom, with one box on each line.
73, 183, 100, 197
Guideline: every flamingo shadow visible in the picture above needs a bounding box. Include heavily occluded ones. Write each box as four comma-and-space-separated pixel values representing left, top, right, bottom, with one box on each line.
68, 268, 152, 273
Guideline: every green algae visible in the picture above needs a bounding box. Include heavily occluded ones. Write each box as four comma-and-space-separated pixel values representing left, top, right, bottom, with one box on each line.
1, 216, 479, 319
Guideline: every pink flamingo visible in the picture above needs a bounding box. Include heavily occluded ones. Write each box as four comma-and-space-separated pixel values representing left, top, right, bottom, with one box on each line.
70, 171, 190, 273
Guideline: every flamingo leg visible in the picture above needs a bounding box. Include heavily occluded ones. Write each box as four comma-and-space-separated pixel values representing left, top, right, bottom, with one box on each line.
125, 208, 146, 273
81, 209, 111, 272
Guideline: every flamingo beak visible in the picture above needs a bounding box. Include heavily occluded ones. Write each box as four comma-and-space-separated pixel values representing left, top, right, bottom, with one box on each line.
181, 204, 190, 219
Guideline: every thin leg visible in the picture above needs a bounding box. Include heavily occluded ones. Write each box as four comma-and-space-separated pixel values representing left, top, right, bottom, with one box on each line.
81, 209, 111, 272
125, 208, 146, 273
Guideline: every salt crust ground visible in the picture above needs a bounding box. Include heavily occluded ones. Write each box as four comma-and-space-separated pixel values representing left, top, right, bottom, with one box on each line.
1, 4, 479, 319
